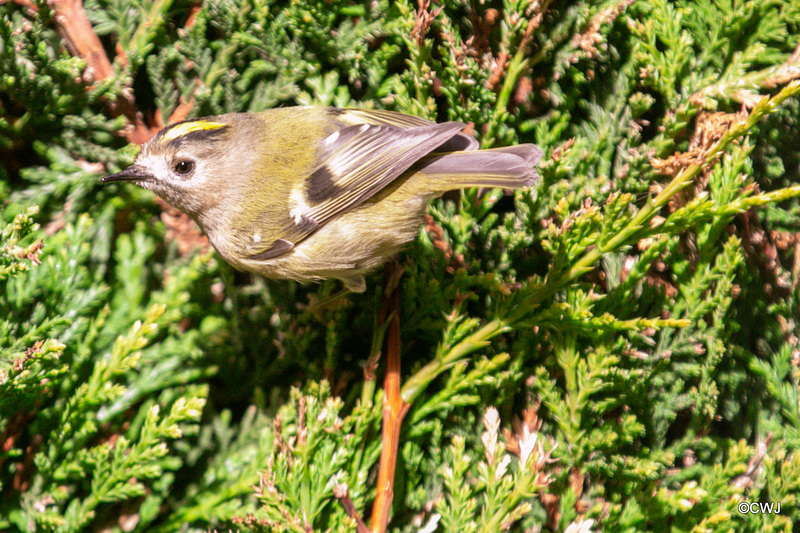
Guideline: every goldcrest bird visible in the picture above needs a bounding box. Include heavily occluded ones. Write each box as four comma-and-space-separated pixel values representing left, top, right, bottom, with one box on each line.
102, 107, 543, 292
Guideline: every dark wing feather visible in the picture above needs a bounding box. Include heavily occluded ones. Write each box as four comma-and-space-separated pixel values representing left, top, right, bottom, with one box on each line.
249, 238, 294, 260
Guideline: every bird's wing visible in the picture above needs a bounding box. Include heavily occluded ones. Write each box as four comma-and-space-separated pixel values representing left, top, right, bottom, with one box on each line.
248, 113, 469, 260
334, 108, 479, 151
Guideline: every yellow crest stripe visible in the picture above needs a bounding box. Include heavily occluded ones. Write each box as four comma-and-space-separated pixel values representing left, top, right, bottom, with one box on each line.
160, 120, 226, 144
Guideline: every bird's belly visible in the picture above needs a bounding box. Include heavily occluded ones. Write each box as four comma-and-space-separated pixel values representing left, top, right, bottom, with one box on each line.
236, 192, 430, 282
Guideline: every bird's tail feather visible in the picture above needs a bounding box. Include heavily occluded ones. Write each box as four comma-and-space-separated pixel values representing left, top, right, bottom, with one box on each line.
420, 144, 544, 190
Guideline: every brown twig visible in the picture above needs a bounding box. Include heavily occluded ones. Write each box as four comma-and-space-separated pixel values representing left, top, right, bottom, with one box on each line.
568, 0, 636, 63
738, 208, 792, 301
334, 483, 370, 533
731, 433, 772, 490
48, 0, 199, 144
43, 0, 150, 143
410, 0, 442, 47
370, 263, 409, 533
48, 0, 114, 82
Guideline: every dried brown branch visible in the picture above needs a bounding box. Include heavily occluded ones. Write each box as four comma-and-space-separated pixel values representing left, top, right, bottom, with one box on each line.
424, 214, 466, 273
42, 0, 150, 143
410, 0, 442, 46
49, 0, 114, 82
334, 483, 370, 533
486, 49, 510, 92
731, 433, 772, 490
738, 208, 792, 301
650, 110, 745, 214
569, 0, 636, 63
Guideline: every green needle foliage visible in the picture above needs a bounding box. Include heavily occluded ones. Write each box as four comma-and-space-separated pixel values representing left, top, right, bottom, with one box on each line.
2, 0, 800, 531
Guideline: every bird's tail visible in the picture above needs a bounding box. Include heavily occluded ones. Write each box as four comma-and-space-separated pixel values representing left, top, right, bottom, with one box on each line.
419, 144, 544, 190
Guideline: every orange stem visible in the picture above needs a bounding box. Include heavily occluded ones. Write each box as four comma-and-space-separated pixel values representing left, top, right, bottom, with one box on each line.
370, 265, 409, 533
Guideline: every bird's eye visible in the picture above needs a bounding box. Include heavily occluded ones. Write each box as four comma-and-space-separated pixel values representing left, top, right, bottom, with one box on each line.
174, 160, 195, 175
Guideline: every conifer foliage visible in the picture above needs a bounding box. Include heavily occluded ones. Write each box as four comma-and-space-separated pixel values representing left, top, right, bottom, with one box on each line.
2, 0, 800, 531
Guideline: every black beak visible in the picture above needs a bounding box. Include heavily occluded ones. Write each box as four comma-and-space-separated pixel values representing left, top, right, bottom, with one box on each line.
101, 165, 151, 183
